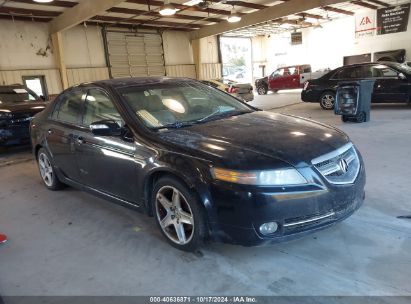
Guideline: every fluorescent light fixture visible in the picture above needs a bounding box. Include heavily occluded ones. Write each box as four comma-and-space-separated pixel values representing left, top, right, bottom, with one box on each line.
183, 0, 202, 6
160, 1, 178, 16
227, 13, 241, 23
33, 0, 54, 3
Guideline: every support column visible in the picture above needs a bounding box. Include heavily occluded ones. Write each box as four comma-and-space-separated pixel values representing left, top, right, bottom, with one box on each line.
51, 32, 69, 90
192, 38, 201, 80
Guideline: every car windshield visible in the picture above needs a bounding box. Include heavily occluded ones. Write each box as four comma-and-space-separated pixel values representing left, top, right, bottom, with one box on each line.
119, 81, 254, 130
0, 87, 39, 104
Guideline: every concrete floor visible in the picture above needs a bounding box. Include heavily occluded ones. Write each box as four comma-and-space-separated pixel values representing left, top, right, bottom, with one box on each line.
1, 93, 411, 296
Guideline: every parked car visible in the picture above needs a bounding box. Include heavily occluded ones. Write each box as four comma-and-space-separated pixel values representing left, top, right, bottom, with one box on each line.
255, 64, 328, 95
31, 77, 365, 251
201, 79, 254, 102
0, 84, 47, 146
302, 62, 411, 109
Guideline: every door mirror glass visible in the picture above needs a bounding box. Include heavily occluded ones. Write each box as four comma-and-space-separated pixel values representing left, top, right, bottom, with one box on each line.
90, 120, 122, 136
398, 72, 407, 80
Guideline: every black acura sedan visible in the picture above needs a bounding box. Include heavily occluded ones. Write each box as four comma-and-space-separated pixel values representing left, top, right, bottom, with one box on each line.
302, 62, 411, 109
30, 77, 365, 251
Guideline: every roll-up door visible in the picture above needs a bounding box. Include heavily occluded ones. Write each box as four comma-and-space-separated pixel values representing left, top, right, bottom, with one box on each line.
105, 31, 165, 78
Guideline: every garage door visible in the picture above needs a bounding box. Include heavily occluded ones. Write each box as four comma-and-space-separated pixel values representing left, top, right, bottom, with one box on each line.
105, 31, 165, 78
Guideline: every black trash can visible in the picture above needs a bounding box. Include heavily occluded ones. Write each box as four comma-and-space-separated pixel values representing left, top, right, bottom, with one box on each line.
334, 80, 375, 123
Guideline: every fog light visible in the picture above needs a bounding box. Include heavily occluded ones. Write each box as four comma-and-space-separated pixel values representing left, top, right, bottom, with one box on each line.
259, 222, 278, 235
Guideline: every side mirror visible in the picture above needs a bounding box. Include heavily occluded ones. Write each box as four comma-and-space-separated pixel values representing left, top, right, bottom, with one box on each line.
398, 72, 407, 80
90, 120, 122, 136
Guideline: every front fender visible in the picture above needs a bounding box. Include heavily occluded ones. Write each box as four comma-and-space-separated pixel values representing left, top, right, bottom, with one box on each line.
140, 151, 215, 219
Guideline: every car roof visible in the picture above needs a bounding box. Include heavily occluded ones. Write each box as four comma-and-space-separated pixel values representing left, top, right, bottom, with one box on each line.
0, 84, 26, 92
78, 76, 197, 90
338, 61, 399, 69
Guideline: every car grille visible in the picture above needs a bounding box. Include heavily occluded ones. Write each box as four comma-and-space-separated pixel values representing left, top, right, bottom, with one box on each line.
312, 143, 360, 184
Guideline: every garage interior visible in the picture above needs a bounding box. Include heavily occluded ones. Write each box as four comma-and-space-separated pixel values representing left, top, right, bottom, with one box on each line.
1, 0, 411, 299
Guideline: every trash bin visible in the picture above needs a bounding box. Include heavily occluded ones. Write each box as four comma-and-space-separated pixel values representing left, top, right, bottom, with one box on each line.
334, 80, 375, 123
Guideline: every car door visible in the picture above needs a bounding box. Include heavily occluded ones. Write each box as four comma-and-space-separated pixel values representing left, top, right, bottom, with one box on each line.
367, 64, 409, 103
74, 88, 138, 202
268, 68, 285, 91
46, 88, 85, 182
284, 66, 300, 89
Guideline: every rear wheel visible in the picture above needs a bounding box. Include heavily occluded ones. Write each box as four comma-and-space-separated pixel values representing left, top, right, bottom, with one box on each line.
319, 91, 335, 110
152, 176, 206, 251
257, 84, 268, 95
355, 111, 366, 123
37, 148, 65, 190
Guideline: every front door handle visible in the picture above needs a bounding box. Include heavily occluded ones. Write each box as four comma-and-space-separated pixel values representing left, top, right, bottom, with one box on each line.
76, 136, 85, 145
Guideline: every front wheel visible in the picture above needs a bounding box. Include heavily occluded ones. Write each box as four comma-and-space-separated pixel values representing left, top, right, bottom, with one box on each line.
319, 91, 335, 110
257, 85, 268, 95
152, 176, 206, 251
37, 148, 65, 190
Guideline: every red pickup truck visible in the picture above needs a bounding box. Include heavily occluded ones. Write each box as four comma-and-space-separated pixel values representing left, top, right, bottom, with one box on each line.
255, 64, 328, 95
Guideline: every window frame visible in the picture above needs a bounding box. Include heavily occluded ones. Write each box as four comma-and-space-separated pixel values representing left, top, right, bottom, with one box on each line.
82, 87, 124, 128
49, 88, 86, 126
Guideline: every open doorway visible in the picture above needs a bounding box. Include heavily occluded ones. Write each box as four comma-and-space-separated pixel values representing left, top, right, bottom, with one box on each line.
22, 75, 48, 101
220, 36, 252, 84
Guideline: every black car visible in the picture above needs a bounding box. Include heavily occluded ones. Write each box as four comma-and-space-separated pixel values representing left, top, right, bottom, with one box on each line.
0, 84, 47, 146
301, 62, 411, 110
30, 77, 365, 251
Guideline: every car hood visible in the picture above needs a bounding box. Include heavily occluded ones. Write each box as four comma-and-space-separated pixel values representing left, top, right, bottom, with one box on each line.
0, 101, 48, 114
157, 111, 350, 169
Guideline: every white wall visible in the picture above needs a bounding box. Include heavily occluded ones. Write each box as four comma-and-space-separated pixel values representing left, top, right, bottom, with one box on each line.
0, 20, 109, 93
62, 25, 106, 68
162, 31, 194, 65
264, 11, 411, 73
0, 20, 55, 70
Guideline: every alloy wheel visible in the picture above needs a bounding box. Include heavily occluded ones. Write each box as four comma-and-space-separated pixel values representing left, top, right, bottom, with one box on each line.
257, 86, 267, 95
155, 186, 194, 245
321, 94, 335, 109
38, 153, 54, 187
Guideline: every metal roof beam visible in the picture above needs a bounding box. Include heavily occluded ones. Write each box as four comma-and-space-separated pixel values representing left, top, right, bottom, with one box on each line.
190, 0, 350, 40
49, 0, 127, 33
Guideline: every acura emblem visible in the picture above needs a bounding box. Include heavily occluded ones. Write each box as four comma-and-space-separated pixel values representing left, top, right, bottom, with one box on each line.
339, 159, 349, 173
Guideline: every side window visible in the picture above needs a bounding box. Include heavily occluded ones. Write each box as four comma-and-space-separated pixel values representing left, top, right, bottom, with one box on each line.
370, 65, 398, 78
333, 67, 361, 79
54, 90, 84, 124
83, 89, 123, 127
272, 68, 284, 78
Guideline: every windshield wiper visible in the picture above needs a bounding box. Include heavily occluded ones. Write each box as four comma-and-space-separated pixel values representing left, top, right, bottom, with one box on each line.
196, 109, 251, 123
153, 121, 198, 131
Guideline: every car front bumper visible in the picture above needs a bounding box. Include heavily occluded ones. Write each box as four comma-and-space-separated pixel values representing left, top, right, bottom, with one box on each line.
301, 89, 319, 103
0, 123, 31, 146
236, 92, 254, 102
206, 164, 365, 246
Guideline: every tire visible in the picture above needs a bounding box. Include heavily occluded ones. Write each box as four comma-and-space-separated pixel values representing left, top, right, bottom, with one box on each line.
37, 148, 65, 191
257, 84, 268, 95
152, 176, 206, 252
319, 91, 335, 110
355, 111, 366, 123
341, 115, 349, 122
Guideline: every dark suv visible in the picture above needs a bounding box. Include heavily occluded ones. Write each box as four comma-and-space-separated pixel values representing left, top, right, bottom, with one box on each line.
301, 62, 411, 109
0, 84, 47, 146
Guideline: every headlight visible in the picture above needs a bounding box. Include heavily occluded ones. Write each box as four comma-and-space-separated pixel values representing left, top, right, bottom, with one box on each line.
0, 112, 12, 119
211, 167, 307, 186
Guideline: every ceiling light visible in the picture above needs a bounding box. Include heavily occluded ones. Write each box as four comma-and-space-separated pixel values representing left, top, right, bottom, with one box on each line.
159, 0, 178, 16
227, 8, 241, 23
33, 0, 54, 3
183, 0, 202, 6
